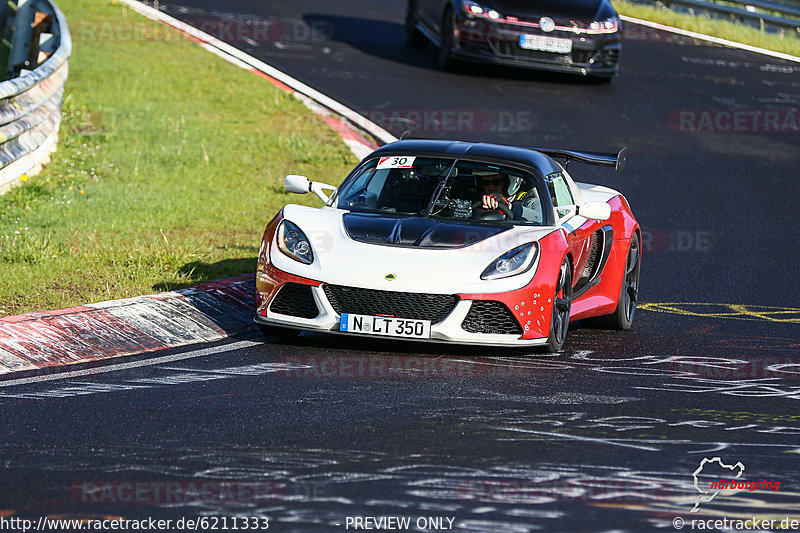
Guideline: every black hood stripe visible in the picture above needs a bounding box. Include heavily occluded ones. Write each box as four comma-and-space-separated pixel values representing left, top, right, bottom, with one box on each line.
343, 213, 511, 249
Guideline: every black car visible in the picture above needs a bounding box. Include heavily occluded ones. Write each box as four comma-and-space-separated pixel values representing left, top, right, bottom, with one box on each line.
405, 0, 621, 79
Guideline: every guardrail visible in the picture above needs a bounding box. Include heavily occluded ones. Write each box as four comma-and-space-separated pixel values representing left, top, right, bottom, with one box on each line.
632, 0, 800, 34
0, 0, 70, 194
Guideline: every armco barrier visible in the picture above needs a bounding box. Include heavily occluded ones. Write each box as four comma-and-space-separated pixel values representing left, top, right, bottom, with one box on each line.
0, 0, 70, 194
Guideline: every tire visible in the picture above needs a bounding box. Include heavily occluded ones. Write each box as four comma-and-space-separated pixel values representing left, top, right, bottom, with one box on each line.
258, 323, 301, 337
609, 232, 641, 330
405, 4, 426, 46
437, 9, 458, 71
546, 258, 573, 352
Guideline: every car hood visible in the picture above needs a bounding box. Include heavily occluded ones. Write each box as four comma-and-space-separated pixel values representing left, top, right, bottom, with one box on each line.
271, 205, 558, 294
342, 212, 512, 248
488, 0, 607, 20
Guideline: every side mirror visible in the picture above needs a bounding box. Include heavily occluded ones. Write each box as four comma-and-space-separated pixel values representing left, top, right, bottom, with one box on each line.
284, 175, 338, 204
578, 201, 611, 221
285, 175, 311, 194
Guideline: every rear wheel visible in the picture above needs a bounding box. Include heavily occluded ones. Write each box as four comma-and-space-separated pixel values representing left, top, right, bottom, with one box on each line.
546, 258, 572, 352
438, 9, 458, 70
405, 4, 426, 46
584, 232, 640, 330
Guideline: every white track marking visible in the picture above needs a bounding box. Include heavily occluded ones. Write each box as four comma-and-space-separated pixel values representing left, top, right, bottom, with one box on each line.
0, 339, 261, 388
620, 15, 800, 63
493, 427, 662, 451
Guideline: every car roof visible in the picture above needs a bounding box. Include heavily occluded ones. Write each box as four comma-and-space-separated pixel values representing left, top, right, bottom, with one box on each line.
369, 140, 564, 175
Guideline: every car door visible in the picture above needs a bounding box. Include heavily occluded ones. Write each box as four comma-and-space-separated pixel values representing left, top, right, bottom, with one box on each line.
546, 171, 596, 283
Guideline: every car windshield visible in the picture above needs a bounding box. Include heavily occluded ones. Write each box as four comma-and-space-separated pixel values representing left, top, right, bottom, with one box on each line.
335, 156, 546, 225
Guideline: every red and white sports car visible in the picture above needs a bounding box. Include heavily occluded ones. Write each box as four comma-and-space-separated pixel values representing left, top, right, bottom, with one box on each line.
255, 140, 640, 351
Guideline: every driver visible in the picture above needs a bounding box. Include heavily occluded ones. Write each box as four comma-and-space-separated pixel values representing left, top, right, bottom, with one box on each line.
477, 171, 511, 212
475, 170, 541, 222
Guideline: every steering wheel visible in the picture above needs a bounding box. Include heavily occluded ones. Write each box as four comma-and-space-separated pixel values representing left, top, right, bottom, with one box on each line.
471, 198, 512, 220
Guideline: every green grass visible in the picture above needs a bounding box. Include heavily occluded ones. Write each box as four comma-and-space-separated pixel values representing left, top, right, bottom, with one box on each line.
0, 0, 357, 316
615, 0, 800, 57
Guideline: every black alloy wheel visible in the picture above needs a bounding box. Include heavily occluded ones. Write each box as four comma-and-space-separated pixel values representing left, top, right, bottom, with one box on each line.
546, 258, 572, 352
614, 232, 641, 329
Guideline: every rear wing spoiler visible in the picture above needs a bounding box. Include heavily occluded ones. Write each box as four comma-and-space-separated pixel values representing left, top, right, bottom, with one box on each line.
527, 146, 627, 174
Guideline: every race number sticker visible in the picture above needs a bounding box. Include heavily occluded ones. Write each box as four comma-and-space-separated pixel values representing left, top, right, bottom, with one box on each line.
377, 156, 416, 169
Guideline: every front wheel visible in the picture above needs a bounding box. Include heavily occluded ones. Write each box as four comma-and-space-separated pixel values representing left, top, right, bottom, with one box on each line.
438, 9, 458, 71
546, 258, 572, 352
405, 5, 426, 46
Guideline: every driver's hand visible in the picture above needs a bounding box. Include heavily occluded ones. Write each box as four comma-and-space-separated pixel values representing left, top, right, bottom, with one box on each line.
482, 194, 499, 210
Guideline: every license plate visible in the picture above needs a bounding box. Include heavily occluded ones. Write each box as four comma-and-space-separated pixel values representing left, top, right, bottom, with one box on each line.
339, 313, 431, 339
519, 34, 572, 54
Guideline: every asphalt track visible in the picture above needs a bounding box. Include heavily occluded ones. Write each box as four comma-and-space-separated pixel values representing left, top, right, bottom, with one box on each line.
1, 1, 799, 531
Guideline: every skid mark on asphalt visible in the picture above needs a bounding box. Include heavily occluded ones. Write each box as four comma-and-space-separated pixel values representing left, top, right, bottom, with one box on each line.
7, 442, 797, 530
490, 427, 661, 451
3, 345, 799, 402
0, 339, 262, 390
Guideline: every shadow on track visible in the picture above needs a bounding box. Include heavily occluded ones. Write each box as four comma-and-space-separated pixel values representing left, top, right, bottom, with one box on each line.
301, 13, 612, 86
257, 319, 647, 361
153, 257, 257, 292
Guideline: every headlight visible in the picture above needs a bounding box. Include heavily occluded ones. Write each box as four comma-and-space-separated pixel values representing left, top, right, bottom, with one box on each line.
463, 0, 484, 15
587, 16, 618, 33
462, 0, 501, 20
277, 220, 314, 264
481, 242, 539, 280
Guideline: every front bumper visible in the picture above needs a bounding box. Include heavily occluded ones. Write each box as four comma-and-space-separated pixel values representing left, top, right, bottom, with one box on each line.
255, 272, 551, 348
453, 16, 621, 77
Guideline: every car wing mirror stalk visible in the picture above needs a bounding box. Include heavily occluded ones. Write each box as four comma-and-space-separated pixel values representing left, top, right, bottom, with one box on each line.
285, 175, 338, 204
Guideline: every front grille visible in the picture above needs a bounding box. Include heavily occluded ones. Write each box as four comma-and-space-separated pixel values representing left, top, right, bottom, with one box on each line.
490, 39, 573, 65
269, 283, 319, 319
323, 284, 458, 324
497, 17, 576, 28
595, 48, 619, 66
460, 38, 493, 54
462, 301, 523, 335
572, 50, 595, 64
